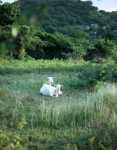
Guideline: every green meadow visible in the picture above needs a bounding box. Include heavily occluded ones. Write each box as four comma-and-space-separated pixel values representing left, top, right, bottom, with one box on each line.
0, 59, 117, 150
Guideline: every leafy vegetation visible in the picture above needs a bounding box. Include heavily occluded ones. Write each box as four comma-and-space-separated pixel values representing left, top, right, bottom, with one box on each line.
0, 2, 19, 26
0, 0, 117, 60
20, 0, 117, 39
0, 0, 117, 149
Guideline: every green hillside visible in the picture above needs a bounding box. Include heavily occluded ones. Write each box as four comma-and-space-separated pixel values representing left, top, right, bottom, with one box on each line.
0, 0, 117, 60
20, 0, 117, 38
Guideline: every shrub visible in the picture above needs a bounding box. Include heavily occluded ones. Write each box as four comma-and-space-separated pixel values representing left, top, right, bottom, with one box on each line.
26, 35, 46, 59
63, 61, 117, 89
36, 31, 74, 59
13, 25, 30, 59
0, 2, 19, 26
64, 63, 102, 89
71, 38, 93, 59
0, 131, 27, 150
0, 26, 15, 57
26, 31, 74, 59
84, 39, 117, 61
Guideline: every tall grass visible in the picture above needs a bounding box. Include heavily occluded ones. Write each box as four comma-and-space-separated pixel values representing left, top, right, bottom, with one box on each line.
21, 83, 116, 130
0, 82, 117, 130
0, 59, 85, 74
0, 59, 117, 149
0, 82, 117, 149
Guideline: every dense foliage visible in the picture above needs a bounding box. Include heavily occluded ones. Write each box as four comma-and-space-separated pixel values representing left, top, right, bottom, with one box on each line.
0, 2, 19, 26
0, 0, 117, 60
27, 31, 74, 59
0, 25, 74, 59
0, 1, 117, 149
20, 0, 117, 39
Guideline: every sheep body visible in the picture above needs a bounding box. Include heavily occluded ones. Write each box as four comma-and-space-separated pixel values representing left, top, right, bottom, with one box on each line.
40, 84, 56, 96
40, 77, 63, 97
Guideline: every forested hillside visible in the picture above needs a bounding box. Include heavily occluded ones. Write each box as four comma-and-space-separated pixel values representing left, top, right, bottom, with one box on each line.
0, 0, 117, 60
20, 0, 117, 39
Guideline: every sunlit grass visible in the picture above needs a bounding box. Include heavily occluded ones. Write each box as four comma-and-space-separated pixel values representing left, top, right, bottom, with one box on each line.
0, 59, 117, 149
0, 59, 86, 74
0, 70, 117, 130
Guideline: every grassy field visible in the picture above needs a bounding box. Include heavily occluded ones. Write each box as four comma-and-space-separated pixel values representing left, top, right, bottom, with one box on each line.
0, 59, 117, 150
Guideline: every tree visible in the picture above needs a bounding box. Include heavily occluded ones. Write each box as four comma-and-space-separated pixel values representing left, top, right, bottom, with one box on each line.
13, 25, 30, 59
0, 2, 19, 26
84, 39, 117, 61
26, 31, 74, 59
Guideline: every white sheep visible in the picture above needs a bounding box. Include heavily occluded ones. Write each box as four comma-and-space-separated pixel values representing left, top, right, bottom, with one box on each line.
55, 84, 63, 97
40, 77, 63, 97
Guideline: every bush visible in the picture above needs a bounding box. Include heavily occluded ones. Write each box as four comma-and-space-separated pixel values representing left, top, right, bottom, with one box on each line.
26, 36, 46, 59
0, 26, 14, 57
64, 62, 102, 89
26, 31, 74, 59
63, 61, 117, 89
71, 38, 93, 59
0, 2, 19, 26
37, 32, 74, 59
13, 25, 30, 59
84, 39, 117, 61
0, 131, 27, 150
